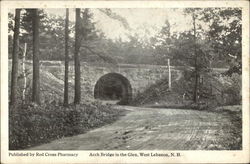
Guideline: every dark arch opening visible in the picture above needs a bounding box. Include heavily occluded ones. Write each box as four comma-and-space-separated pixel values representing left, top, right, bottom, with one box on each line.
94, 73, 132, 105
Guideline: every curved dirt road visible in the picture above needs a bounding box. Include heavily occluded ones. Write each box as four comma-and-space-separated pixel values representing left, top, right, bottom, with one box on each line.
29, 106, 241, 150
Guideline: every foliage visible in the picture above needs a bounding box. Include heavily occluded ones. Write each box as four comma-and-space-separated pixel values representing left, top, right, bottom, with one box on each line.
8, 8, 242, 69
219, 73, 242, 105
201, 8, 242, 75
8, 60, 127, 149
130, 69, 185, 107
9, 102, 126, 150
150, 8, 242, 103
8, 9, 160, 65
131, 69, 241, 108
8, 8, 243, 150
8, 8, 242, 103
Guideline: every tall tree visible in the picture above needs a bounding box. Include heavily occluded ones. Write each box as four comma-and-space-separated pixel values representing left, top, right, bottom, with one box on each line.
74, 8, 81, 104
32, 9, 40, 104
64, 9, 69, 106
192, 14, 199, 103
10, 9, 21, 105
153, 19, 172, 65
180, 8, 205, 103
153, 9, 211, 102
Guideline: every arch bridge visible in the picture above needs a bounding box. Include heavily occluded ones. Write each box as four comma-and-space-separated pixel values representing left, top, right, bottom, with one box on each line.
44, 62, 180, 105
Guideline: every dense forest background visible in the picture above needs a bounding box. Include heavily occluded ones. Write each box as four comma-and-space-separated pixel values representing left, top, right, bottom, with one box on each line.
8, 8, 242, 73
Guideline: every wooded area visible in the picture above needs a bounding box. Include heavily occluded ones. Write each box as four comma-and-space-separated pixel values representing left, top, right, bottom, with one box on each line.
9, 8, 242, 106
8, 8, 242, 150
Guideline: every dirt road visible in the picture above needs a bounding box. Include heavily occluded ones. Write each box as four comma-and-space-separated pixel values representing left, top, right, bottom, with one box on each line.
29, 106, 241, 150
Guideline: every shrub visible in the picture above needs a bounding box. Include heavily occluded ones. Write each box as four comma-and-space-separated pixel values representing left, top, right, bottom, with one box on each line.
9, 102, 125, 150
221, 73, 242, 105
131, 69, 242, 110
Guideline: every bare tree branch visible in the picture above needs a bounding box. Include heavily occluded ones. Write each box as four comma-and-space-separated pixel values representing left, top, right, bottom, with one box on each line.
98, 9, 131, 31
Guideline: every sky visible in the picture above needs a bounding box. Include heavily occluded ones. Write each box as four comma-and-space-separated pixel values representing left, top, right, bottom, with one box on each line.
44, 8, 193, 42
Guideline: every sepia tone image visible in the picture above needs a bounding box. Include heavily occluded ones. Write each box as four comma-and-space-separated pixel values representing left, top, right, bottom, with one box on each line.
8, 8, 242, 151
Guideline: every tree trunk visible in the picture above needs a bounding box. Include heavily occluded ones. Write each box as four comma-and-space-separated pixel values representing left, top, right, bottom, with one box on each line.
10, 9, 21, 106
74, 8, 81, 104
64, 8, 69, 106
32, 9, 40, 104
22, 43, 27, 103
192, 15, 199, 103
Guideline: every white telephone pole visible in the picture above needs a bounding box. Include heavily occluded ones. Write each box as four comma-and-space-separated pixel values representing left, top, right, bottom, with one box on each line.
168, 59, 171, 90
22, 43, 27, 102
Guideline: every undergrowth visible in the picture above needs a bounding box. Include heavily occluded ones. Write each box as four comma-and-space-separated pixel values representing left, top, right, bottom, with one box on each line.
9, 102, 126, 150
131, 70, 242, 110
8, 63, 126, 150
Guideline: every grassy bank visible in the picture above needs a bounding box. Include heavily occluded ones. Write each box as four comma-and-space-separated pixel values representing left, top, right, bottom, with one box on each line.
9, 102, 127, 150
131, 70, 241, 111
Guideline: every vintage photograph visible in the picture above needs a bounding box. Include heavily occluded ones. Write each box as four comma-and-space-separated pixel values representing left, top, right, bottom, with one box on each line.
8, 7, 243, 152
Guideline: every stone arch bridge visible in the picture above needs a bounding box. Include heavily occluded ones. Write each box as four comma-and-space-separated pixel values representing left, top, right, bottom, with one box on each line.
43, 62, 181, 105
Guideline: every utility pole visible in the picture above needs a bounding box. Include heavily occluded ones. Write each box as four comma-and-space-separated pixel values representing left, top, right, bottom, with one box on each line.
22, 43, 27, 103
168, 59, 171, 90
